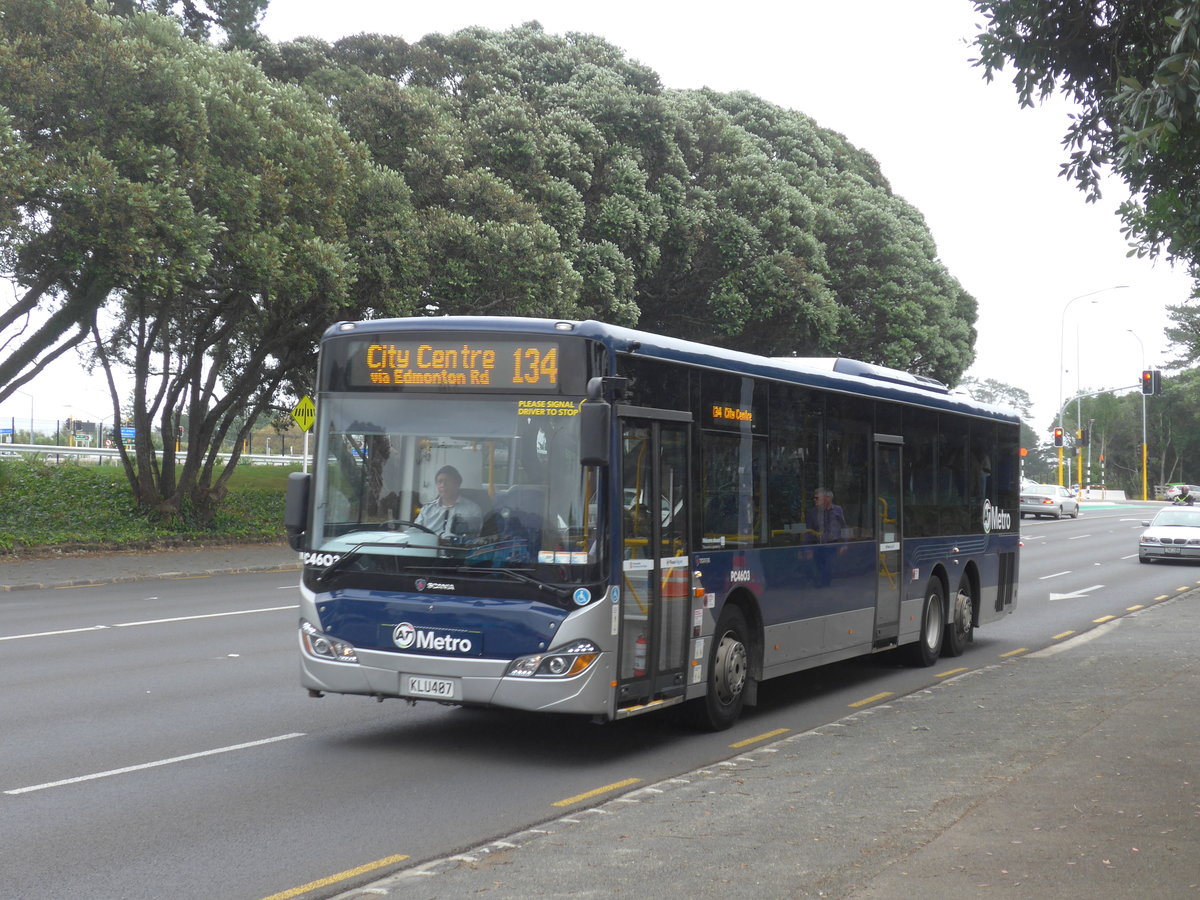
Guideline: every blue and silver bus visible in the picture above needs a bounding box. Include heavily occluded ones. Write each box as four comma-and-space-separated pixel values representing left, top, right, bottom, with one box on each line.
285, 317, 1019, 729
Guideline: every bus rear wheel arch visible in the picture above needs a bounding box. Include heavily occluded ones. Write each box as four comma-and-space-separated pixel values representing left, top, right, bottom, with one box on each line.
943, 570, 976, 657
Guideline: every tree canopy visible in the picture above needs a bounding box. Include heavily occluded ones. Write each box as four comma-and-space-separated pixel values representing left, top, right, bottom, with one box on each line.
256, 23, 976, 373
2, 4, 979, 521
972, 1, 1200, 363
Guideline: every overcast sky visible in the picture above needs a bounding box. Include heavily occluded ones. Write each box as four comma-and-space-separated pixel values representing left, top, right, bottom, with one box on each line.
3, 0, 1191, 435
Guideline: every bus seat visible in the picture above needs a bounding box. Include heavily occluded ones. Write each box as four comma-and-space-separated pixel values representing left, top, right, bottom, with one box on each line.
458, 487, 493, 518
491, 486, 544, 539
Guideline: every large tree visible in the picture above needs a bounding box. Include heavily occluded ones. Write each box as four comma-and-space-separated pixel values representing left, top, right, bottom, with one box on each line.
259, 23, 978, 381
1, 1, 422, 523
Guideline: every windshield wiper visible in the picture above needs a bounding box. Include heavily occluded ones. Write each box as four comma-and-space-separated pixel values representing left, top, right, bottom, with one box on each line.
317, 543, 365, 583
317, 541, 416, 583
454, 566, 572, 599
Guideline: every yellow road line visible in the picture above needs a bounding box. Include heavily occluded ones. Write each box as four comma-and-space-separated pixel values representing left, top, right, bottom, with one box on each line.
1155, 595, 1170, 601
261, 854, 410, 900
935, 667, 967, 678
1127, 605, 1144, 611
999, 648, 1027, 658
849, 691, 894, 708
730, 727, 790, 749
552, 777, 642, 808
1093, 615, 1116, 623
1052, 630, 1075, 640
1178, 586, 1191, 592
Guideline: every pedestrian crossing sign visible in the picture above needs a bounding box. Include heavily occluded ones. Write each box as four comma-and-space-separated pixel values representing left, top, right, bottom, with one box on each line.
291, 395, 316, 433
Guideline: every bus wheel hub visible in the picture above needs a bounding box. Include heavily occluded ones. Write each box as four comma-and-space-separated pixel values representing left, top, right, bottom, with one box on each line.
714, 633, 747, 704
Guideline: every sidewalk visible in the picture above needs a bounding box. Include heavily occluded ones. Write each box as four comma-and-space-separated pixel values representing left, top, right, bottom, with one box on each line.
0, 542, 299, 591
337, 597, 1200, 899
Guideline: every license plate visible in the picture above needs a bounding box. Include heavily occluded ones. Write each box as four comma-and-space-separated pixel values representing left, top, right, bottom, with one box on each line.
1165, 546, 1181, 555
404, 675, 460, 700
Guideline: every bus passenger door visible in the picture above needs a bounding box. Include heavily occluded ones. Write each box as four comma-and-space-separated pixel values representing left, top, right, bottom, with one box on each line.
617, 414, 691, 708
874, 439, 904, 642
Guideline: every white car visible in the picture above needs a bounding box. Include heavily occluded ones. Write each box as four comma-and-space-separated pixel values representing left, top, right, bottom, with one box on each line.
1139, 507, 1200, 563
1019, 483, 1080, 519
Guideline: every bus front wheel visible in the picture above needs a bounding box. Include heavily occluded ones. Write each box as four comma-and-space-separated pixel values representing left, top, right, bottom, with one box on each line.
687, 605, 750, 731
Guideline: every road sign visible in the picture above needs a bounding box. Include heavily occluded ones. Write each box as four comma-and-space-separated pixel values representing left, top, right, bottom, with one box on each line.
291, 396, 316, 433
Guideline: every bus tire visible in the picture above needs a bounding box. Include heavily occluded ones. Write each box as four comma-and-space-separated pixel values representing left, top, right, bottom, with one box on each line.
905, 579, 944, 667
943, 576, 974, 657
687, 605, 750, 731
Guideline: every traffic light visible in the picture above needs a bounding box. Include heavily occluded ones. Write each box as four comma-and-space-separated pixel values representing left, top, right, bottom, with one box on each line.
1053, 426, 1064, 447
1142, 369, 1161, 395
1079, 427, 1089, 447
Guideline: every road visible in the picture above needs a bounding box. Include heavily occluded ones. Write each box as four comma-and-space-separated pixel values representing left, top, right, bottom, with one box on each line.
2, 500, 1193, 900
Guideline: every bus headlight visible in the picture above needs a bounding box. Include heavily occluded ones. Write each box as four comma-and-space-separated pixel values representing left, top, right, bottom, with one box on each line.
300, 619, 358, 663
506, 640, 600, 678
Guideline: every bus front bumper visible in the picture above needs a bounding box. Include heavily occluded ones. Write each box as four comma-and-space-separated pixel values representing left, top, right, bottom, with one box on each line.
300, 639, 616, 716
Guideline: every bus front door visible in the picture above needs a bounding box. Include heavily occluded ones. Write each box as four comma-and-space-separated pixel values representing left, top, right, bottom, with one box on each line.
873, 439, 904, 642
616, 414, 691, 711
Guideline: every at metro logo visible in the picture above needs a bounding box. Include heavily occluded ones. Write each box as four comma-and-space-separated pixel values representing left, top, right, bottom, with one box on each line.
982, 500, 1012, 533
390, 622, 483, 656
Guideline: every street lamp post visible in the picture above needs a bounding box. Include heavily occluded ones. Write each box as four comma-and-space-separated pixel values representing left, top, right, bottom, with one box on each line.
1058, 286, 1129, 486
1127, 329, 1148, 501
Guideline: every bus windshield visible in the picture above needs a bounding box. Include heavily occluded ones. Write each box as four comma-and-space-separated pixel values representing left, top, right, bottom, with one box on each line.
311, 393, 598, 576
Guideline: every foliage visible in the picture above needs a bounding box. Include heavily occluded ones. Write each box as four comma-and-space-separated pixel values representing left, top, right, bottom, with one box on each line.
0, 459, 291, 553
971, 2, 1200, 352
2, 10, 984, 528
1037, 365, 1200, 493
257, 23, 978, 381
99, 0, 269, 49
0, 0, 421, 526
958, 377, 1034, 418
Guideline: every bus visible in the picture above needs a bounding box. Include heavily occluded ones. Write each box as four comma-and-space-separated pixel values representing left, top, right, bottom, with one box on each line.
284, 317, 1019, 730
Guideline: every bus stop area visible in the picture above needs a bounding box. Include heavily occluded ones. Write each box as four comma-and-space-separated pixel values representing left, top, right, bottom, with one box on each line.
3, 545, 1197, 898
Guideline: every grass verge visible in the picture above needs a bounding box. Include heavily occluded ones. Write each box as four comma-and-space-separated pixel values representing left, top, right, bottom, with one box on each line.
0, 457, 294, 556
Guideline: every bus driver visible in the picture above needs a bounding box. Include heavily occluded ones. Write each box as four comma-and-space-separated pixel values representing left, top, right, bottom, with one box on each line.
415, 465, 482, 539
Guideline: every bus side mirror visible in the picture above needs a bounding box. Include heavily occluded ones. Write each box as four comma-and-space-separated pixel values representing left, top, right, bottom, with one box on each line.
285, 472, 311, 551
579, 401, 611, 467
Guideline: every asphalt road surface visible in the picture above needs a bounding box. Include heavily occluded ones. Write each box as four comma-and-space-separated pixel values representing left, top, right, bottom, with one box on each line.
2, 500, 1192, 899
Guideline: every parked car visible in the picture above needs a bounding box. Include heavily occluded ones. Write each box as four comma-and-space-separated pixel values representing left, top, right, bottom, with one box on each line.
1019, 483, 1080, 519
1139, 506, 1200, 563
1164, 484, 1200, 504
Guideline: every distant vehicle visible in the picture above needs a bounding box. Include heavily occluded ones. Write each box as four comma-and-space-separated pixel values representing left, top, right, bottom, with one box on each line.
1139, 507, 1200, 563
1019, 483, 1080, 519
1164, 484, 1200, 504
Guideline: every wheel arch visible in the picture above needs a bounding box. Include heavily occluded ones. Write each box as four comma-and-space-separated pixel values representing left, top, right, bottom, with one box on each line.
927, 563, 951, 620
958, 560, 982, 627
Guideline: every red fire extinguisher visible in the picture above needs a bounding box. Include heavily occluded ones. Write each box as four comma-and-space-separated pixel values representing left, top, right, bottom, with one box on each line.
633, 633, 647, 677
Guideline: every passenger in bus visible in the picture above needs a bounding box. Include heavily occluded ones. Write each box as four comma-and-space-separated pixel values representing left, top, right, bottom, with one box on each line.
804, 487, 847, 544
415, 465, 482, 539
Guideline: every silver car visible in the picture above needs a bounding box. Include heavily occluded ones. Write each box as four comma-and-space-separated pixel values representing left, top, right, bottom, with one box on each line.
1019, 483, 1080, 519
1139, 507, 1200, 563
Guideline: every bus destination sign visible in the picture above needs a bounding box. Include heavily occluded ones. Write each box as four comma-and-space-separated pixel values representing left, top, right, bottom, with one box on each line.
340, 338, 560, 392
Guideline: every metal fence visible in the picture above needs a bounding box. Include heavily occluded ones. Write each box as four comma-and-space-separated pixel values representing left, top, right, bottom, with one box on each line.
0, 442, 303, 466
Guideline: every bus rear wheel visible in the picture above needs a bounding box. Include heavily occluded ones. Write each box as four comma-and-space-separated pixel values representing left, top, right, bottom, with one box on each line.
687, 605, 749, 731
943, 576, 974, 657
905, 579, 944, 667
